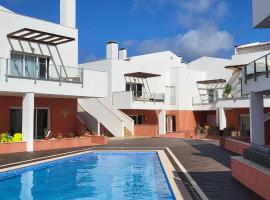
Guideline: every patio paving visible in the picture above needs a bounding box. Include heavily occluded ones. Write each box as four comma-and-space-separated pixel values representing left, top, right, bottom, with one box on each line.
0, 138, 263, 200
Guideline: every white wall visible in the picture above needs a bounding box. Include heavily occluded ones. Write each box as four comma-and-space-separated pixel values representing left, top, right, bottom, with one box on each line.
187, 56, 232, 81
252, 0, 270, 28
80, 48, 231, 111
0, 9, 78, 68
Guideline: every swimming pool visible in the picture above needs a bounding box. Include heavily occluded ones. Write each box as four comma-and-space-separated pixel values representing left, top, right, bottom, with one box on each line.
0, 152, 175, 200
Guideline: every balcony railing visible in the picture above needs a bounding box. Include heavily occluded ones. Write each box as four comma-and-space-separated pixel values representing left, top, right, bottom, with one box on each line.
1, 58, 83, 84
192, 96, 216, 105
245, 53, 270, 82
131, 91, 165, 102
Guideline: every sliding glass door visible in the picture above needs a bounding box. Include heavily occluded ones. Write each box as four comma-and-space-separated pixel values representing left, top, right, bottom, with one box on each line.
9, 108, 49, 139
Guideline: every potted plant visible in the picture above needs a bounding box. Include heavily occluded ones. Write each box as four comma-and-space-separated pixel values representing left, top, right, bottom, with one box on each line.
223, 84, 232, 98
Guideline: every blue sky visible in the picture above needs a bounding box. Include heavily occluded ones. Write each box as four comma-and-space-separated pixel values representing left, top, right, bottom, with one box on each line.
1, 0, 270, 63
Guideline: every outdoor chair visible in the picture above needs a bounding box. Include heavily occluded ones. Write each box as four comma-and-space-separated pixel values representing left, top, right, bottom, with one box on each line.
13, 133, 22, 142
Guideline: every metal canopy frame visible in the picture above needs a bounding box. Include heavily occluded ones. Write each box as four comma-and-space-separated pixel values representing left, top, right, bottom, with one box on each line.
124, 72, 161, 79
225, 65, 243, 71
197, 79, 226, 85
7, 28, 75, 46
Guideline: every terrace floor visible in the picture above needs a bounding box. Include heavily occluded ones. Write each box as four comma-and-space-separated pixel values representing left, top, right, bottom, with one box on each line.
0, 138, 262, 200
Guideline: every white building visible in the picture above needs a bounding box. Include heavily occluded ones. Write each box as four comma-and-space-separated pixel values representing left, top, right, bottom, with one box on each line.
79, 42, 231, 137
0, 0, 107, 152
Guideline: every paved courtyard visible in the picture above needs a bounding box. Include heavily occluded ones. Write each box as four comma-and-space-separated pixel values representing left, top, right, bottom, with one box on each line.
0, 138, 262, 200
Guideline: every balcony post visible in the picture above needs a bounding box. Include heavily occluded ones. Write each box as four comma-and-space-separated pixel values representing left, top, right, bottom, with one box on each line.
158, 110, 166, 135
218, 107, 226, 130
22, 92, 34, 152
59, 65, 62, 86
250, 92, 265, 145
265, 55, 269, 78
254, 62, 257, 81
5, 59, 8, 82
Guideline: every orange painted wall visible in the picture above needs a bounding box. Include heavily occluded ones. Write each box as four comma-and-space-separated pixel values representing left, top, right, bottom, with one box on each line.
166, 110, 215, 132
134, 124, 158, 137
121, 109, 159, 124
225, 108, 249, 130
231, 158, 270, 200
226, 108, 270, 144
0, 96, 78, 136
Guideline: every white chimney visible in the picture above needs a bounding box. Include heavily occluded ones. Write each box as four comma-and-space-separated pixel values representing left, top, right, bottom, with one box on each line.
60, 0, 76, 28
106, 41, 119, 59
119, 48, 127, 60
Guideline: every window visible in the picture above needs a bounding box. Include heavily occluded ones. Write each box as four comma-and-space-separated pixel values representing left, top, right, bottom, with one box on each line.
166, 86, 176, 105
10, 53, 50, 79
126, 82, 143, 97
240, 115, 250, 132
130, 115, 144, 124
9, 108, 49, 139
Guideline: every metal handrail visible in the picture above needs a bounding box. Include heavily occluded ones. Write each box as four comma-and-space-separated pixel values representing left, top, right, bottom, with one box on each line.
2, 58, 84, 85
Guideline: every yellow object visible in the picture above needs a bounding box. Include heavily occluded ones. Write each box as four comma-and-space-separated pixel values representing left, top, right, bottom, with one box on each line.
13, 133, 22, 142
0, 133, 8, 143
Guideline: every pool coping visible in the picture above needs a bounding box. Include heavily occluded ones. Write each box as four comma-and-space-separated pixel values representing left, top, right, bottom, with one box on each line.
0, 149, 192, 200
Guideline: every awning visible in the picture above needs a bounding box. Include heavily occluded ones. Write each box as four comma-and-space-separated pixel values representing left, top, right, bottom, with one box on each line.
225, 50, 270, 68
197, 79, 226, 84
7, 28, 75, 45
225, 65, 242, 71
124, 72, 161, 78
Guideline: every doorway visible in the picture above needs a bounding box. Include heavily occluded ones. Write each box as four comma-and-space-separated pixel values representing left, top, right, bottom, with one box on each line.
166, 115, 176, 132
9, 108, 49, 139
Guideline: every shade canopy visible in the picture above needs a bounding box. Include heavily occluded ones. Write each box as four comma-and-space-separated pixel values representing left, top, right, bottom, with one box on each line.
7, 28, 75, 46
124, 72, 161, 78
197, 79, 226, 84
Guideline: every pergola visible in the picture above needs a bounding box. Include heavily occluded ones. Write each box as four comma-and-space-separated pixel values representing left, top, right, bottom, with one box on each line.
7, 28, 75, 45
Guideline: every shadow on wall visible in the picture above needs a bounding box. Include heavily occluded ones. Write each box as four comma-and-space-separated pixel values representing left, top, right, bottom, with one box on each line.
8, 38, 66, 67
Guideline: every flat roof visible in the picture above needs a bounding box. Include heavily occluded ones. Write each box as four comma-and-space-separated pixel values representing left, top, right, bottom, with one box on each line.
7, 28, 75, 46
124, 72, 161, 78
197, 79, 226, 84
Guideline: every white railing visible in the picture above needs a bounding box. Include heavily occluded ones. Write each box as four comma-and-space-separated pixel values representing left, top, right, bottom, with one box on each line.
131, 91, 165, 102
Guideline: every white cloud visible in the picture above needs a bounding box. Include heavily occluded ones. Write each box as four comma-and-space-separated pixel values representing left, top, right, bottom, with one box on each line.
129, 25, 233, 61
127, 0, 233, 61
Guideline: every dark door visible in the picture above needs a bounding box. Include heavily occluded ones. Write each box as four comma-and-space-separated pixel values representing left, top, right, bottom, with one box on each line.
172, 116, 176, 132
10, 109, 22, 134
34, 109, 48, 139
38, 58, 47, 78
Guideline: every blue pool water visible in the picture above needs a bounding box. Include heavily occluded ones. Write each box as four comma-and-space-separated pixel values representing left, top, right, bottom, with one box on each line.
0, 152, 175, 200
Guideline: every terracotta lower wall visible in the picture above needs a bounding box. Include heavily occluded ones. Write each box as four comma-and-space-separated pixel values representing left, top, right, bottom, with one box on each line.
0, 96, 78, 137
231, 157, 270, 200
121, 109, 159, 124
91, 136, 108, 144
33, 137, 92, 151
166, 110, 215, 132
0, 142, 27, 154
220, 137, 250, 155
134, 124, 158, 137
226, 108, 270, 145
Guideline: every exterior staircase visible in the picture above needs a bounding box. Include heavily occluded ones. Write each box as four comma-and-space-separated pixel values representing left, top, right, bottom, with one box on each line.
78, 98, 134, 137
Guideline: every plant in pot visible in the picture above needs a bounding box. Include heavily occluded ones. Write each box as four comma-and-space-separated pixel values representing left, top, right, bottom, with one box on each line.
223, 84, 232, 98
195, 124, 207, 139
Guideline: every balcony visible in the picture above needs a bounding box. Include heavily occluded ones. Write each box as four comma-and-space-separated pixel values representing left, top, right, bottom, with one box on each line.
4, 58, 83, 84
112, 91, 166, 110
243, 53, 270, 94
0, 58, 108, 98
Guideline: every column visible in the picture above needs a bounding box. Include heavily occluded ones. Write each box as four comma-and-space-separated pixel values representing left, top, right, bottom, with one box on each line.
97, 121, 100, 136
22, 93, 34, 152
218, 107, 227, 130
158, 110, 166, 135
250, 92, 265, 145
